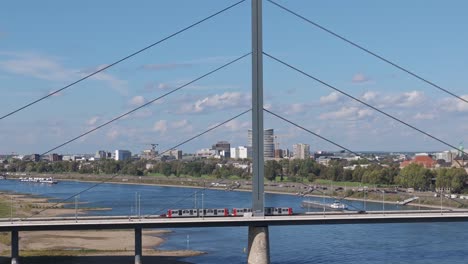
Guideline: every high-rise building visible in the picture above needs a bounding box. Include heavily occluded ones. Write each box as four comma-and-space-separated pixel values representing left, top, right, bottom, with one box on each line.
168, 149, 183, 160
231, 146, 252, 159
115, 150, 132, 161
248, 129, 274, 158
212, 141, 230, 158
95, 150, 107, 160
293, 143, 310, 159
274, 149, 283, 159
49, 153, 63, 162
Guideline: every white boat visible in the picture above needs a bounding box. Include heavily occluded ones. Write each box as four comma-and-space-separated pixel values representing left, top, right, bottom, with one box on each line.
301, 200, 348, 210
19, 177, 58, 184
330, 201, 347, 210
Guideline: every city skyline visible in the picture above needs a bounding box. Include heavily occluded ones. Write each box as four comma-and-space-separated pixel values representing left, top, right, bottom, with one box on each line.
1, 1, 467, 154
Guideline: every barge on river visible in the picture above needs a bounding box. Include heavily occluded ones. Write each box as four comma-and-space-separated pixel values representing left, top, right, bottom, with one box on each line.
19, 177, 58, 184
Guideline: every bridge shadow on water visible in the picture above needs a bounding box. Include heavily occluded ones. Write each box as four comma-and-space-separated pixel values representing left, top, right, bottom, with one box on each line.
0, 256, 192, 264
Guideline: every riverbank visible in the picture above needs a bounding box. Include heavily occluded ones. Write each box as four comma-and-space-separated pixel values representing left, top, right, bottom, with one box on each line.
5, 173, 466, 210
0, 192, 205, 262
60, 174, 467, 210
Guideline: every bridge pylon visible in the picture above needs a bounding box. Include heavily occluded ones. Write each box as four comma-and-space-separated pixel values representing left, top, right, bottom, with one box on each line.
250, 0, 270, 262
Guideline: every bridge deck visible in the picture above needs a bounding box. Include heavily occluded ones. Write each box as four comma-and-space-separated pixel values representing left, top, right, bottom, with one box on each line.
1, 211, 468, 231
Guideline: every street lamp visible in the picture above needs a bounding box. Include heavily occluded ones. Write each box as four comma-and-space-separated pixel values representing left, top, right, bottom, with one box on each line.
364, 187, 367, 211
10, 196, 13, 223
138, 193, 141, 219
381, 190, 385, 214
440, 190, 443, 215
75, 195, 79, 222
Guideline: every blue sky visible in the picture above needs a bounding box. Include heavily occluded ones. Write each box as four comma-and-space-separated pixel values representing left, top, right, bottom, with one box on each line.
1, 0, 467, 155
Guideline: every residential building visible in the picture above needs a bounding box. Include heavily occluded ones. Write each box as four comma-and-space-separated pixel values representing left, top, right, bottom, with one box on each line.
313, 151, 333, 160
141, 149, 157, 160
168, 149, 183, 160
196, 148, 216, 158
230, 146, 252, 159
400, 153, 436, 169
25, 154, 40, 162
433, 151, 454, 163
293, 143, 310, 159
49, 153, 62, 162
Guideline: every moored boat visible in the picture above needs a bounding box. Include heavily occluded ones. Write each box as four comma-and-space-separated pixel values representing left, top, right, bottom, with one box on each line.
19, 177, 58, 184
301, 200, 348, 210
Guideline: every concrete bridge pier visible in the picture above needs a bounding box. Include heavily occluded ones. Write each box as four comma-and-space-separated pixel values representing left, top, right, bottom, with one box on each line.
135, 227, 142, 264
11, 230, 19, 264
247, 225, 270, 264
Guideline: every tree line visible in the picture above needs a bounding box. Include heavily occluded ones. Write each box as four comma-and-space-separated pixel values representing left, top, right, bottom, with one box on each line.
1, 158, 466, 193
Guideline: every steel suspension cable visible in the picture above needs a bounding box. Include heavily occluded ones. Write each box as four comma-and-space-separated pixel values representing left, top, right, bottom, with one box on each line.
0, 0, 247, 121
40, 53, 251, 156
24, 109, 251, 219
266, 0, 468, 105
264, 52, 467, 156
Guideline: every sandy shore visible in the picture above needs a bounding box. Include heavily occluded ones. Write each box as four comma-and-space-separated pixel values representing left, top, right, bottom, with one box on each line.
18, 230, 203, 257
0, 193, 93, 218
0, 192, 205, 262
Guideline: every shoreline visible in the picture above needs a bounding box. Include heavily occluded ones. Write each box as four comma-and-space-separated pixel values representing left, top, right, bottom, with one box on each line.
54, 175, 462, 211
0, 191, 205, 261
4, 174, 464, 211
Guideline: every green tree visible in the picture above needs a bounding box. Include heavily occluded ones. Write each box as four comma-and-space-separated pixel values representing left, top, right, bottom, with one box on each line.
265, 160, 281, 181
396, 163, 433, 190
436, 167, 467, 193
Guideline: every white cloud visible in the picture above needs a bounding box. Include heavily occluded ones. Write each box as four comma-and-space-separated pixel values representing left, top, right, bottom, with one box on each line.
396, 91, 425, 107
320, 92, 342, 105
0, 52, 75, 81
352, 73, 370, 83
286, 103, 308, 114
360, 90, 425, 108
158, 83, 170, 90
179, 92, 249, 114
319, 106, 373, 120
224, 119, 250, 132
129, 95, 145, 106
81, 64, 128, 95
86, 116, 100, 126
0, 52, 128, 95
413, 113, 435, 120
170, 119, 194, 133
171, 119, 188, 128
132, 109, 153, 118
440, 95, 468, 112
153, 120, 168, 134
361, 91, 378, 102
107, 128, 120, 141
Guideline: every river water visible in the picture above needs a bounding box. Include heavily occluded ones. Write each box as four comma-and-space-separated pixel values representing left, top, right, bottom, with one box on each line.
0, 179, 467, 264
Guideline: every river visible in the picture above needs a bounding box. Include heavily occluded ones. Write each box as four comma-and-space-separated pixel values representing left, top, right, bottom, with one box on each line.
0, 179, 467, 264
